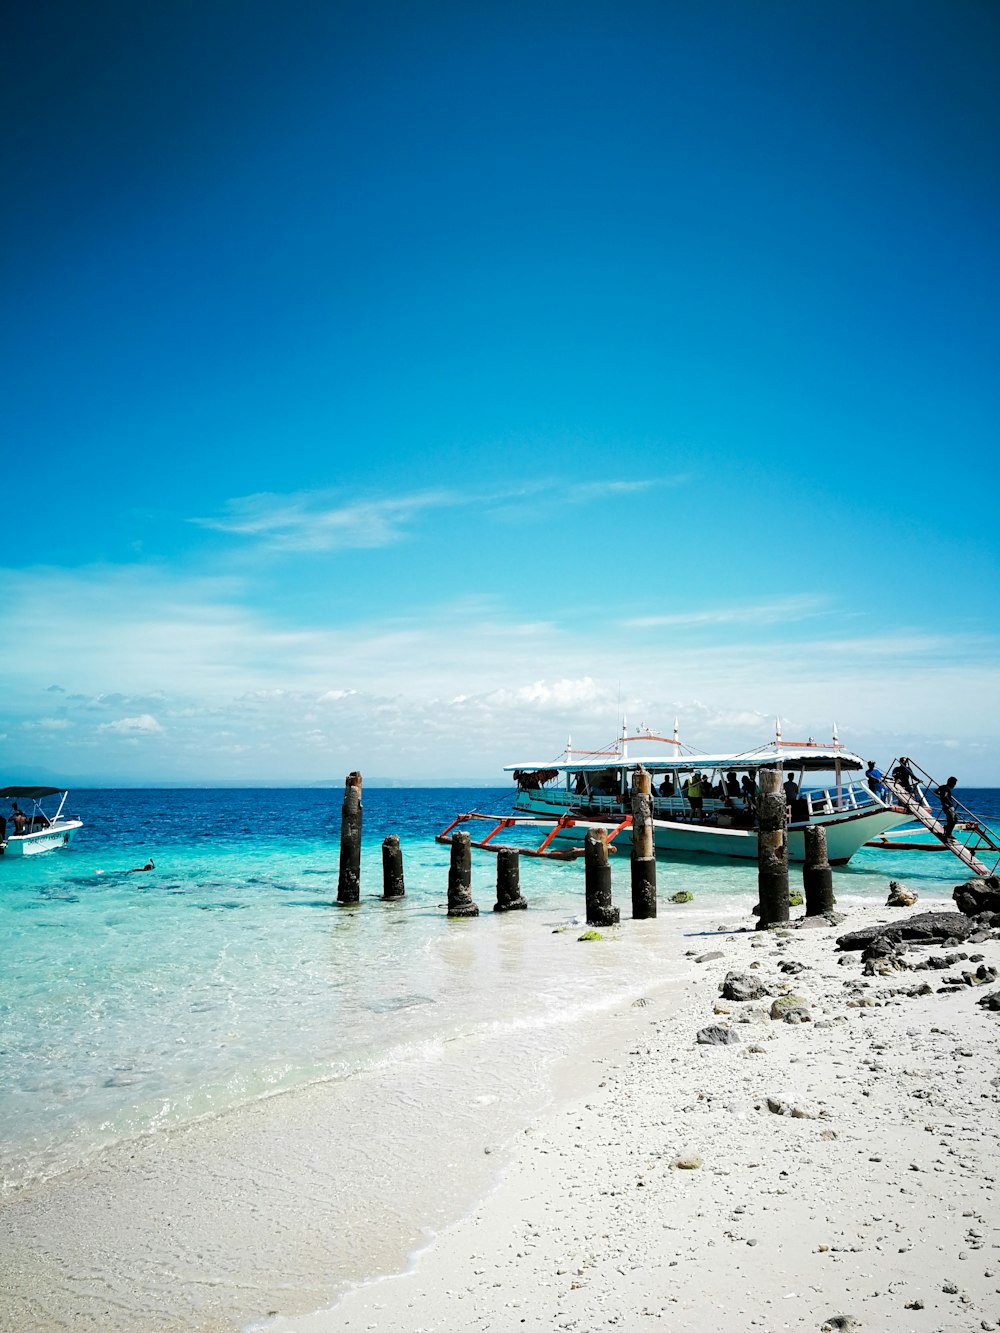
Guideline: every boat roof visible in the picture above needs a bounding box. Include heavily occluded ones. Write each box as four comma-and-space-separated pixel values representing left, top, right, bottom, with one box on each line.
505, 746, 863, 774
0, 786, 65, 800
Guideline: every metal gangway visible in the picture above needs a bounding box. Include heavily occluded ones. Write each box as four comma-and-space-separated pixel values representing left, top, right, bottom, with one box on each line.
879, 758, 1000, 878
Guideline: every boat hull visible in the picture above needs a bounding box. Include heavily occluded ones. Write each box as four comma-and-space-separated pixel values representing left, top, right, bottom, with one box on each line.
2, 821, 82, 857
514, 795, 907, 865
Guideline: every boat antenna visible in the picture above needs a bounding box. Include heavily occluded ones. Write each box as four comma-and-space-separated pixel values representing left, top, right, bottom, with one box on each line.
775, 716, 782, 746
621, 712, 628, 761
673, 716, 680, 748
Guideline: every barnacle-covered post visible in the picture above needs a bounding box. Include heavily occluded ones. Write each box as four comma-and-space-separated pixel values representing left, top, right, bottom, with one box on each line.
584, 827, 620, 927
630, 766, 657, 918
756, 767, 789, 927
803, 824, 834, 916
381, 834, 405, 900
447, 831, 479, 917
494, 847, 527, 911
337, 771, 363, 904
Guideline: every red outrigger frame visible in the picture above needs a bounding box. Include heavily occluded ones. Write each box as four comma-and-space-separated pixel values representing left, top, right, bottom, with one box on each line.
436, 811, 633, 860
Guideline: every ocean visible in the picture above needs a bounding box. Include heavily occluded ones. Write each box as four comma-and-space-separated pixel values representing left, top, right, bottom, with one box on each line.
2, 785, 997, 1329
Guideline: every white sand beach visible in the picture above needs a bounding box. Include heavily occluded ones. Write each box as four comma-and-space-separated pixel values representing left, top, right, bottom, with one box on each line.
266, 892, 1000, 1333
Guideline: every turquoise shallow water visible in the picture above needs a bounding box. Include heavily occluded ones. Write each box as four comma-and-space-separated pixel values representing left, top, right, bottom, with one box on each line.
1, 786, 995, 1195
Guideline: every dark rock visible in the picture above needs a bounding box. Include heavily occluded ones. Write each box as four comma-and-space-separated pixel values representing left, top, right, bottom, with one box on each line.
696, 1024, 739, 1045
953, 876, 1000, 918
721, 971, 771, 1002
822, 1315, 861, 1331
695, 950, 725, 963
887, 880, 918, 907
977, 989, 1000, 1011
779, 959, 806, 974
837, 913, 973, 951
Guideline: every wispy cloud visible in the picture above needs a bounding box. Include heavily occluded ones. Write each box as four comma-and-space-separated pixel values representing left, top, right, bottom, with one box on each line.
621, 595, 827, 629
98, 714, 163, 735
192, 488, 458, 552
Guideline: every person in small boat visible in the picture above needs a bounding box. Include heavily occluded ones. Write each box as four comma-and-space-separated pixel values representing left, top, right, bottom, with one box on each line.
0, 813, 6, 842
725, 770, 740, 800
783, 772, 799, 806
11, 804, 27, 836
934, 776, 959, 841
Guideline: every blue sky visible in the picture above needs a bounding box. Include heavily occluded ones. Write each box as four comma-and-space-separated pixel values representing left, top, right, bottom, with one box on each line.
2, 0, 998, 784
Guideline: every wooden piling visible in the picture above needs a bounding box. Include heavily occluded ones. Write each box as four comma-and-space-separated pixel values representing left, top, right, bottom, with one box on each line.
802, 824, 835, 916
381, 834, 405, 900
584, 827, 620, 927
337, 771, 363, 904
630, 767, 657, 919
494, 847, 527, 911
756, 768, 789, 928
447, 831, 479, 917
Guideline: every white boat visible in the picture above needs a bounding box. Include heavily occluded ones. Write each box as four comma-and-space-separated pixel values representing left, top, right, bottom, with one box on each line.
505, 724, 910, 865
0, 786, 83, 857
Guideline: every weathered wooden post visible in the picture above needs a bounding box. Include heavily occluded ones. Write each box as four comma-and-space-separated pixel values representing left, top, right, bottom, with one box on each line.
447, 831, 479, 917
381, 834, 405, 900
337, 771, 363, 904
494, 847, 527, 911
756, 768, 789, 928
803, 824, 834, 916
584, 827, 620, 927
630, 766, 657, 918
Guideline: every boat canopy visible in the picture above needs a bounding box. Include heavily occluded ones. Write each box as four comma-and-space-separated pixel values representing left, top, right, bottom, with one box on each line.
0, 786, 65, 800
504, 746, 862, 775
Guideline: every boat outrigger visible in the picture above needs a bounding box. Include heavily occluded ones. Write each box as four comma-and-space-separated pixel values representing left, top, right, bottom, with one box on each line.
439, 723, 912, 865
0, 787, 83, 857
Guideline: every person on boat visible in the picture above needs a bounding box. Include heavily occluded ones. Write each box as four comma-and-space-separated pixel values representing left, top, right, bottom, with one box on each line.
741, 773, 758, 811
11, 804, 27, 836
0, 812, 6, 843
686, 773, 704, 816
865, 761, 886, 800
658, 774, 674, 797
725, 770, 741, 800
783, 772, 799, 806
934, 776, 959, 841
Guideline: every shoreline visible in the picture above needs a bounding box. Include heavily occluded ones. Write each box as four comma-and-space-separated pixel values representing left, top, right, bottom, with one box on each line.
262, 890, 1000, 1333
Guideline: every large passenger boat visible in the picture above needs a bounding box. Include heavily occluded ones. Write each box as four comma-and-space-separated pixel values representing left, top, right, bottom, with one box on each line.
0, 787, 83, 857
505, 724, 909, 865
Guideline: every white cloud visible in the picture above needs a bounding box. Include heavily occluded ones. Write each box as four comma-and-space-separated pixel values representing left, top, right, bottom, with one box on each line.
192, 489, 458, 552
98, 714, 163, 735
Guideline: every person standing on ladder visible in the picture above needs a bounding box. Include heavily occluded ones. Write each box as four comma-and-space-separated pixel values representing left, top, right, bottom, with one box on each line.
935, 775, 959, 841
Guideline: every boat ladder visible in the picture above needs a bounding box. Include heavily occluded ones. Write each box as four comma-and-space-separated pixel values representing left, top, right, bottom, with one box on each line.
879, 761, 1000, 878
436, 810, 633, 860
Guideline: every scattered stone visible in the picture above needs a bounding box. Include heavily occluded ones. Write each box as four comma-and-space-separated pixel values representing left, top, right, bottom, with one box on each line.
695, 950, 725, 963
796, 910, 846, 929
770, 994, 810, 1021
722, 971, 772, 1002
887, 880, 918, 907
779, 959, 806, 974
788, 890, 804, 907
672, 1153, 702, 1169
822, 1314, 861, 1330
696, 1024, 739, 1046
632, 997, 651, 1007
904, 1299, 924, 1310
977, 989, 1000, 1011
837, 912, 972, 950
942, 1280, 959, 1294
670, 891, 694, 904
953, 876, 1000, 918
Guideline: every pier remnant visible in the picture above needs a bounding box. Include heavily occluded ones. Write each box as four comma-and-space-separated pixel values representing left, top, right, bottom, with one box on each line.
494, 847, 527, 911
803, 825, 834, 916
381, 835, 405, 900
756, 768, 789, 927
630, 767, 657, 918
337, 771, 363, 904
584, 827, 620, 927
447, 831, 480, 917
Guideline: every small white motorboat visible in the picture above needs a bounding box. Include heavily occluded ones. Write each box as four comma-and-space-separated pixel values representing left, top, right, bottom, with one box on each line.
0, 786, 83, 856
